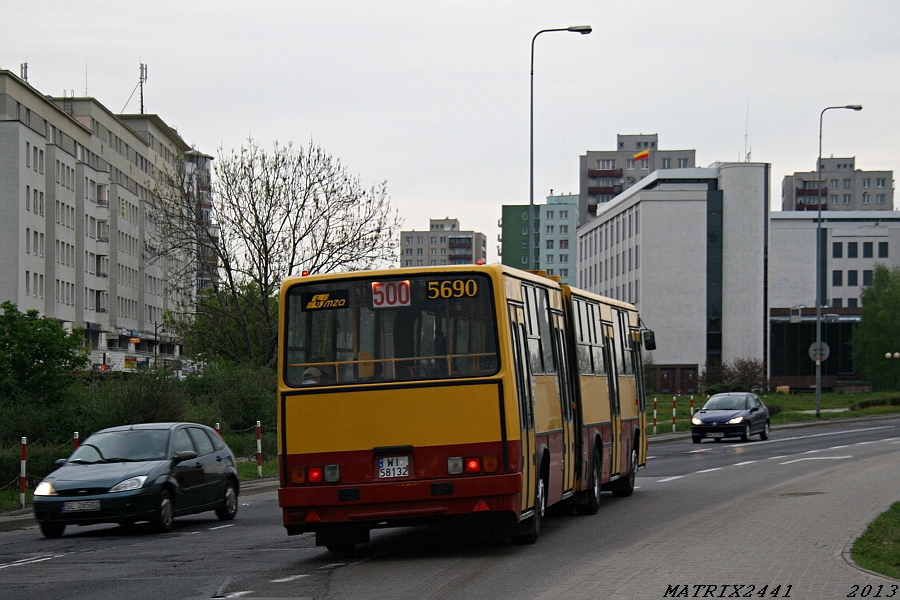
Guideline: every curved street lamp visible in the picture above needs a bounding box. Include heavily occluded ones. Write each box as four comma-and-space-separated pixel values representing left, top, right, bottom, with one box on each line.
814, 104, 862, 417
529, 25, 592, 270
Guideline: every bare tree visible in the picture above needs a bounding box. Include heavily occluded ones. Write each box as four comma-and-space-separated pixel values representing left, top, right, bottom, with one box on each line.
149, 138, 402, 366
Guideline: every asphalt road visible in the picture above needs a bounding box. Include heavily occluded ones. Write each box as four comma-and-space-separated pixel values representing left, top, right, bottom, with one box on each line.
1, 417, 898, 599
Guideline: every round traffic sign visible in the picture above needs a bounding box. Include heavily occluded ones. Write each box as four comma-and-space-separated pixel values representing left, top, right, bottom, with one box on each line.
808, 341, 830, 362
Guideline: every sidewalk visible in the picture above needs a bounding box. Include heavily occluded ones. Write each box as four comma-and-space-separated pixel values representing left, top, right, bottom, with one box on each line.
540, 418, 900, 599
0, 476, 279, 533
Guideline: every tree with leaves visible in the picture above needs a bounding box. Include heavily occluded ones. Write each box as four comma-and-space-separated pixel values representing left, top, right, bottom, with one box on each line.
852, 264, 900, 390
149, 138, 403, 367
0, 301, 89, 402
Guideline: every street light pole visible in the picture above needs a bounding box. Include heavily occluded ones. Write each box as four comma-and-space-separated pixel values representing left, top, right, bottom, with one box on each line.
530, 25, 591, 271
887, 352, 900, 390
815, 104, 862, 418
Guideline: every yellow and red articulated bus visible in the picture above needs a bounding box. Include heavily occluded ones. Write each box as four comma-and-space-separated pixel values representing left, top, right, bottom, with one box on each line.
277, 264, 652, 551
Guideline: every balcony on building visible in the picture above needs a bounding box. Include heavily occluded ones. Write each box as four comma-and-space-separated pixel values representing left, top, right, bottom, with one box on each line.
587, 169, 623, 178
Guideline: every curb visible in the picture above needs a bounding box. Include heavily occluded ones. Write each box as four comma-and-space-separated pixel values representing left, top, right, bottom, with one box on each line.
0, 477, 279, 534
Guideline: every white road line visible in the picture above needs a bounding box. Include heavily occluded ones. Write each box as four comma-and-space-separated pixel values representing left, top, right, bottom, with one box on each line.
271, 574, 310, 583
768, 456, 788, 460
732, 461, 756, 466
779, 456, 852, 465
856, 440, 876, 445
829, 445, 850, 449
0, 555, 64, 569
696, 467, 722, 473
208, 524, 234, 531
656, 476, 684, 482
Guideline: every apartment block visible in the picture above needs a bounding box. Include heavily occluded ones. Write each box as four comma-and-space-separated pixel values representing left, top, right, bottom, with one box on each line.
0, 68, 205, 372
781, 157, 894, 212
400, 218, 487, 267
579, 134, 696, 225
499, 193, 578, 285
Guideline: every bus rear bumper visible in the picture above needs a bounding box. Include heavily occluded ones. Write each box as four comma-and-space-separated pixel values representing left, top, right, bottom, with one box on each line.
279, 472, 523, 533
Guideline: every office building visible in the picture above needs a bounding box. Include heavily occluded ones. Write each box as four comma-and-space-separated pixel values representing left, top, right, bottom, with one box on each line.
577, 163, 770, 394
400, 218, 487, 267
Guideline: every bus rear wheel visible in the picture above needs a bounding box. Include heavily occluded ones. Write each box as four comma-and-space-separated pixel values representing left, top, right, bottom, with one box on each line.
576, 448, 601, 516
515, 474, 545, 544
611, 448, 637, 498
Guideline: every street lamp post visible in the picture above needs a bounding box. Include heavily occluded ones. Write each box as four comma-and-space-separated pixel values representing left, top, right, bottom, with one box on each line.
887, 352, 900, 390
154, 320, 165, 368
529, 25, 591, 270
815, 104, 862, 418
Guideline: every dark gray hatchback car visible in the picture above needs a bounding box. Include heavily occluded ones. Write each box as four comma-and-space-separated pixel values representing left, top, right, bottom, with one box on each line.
32, 423, 240, 538
690, 392, 770, 443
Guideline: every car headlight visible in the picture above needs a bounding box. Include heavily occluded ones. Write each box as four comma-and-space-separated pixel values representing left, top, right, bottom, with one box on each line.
34, 481, 57, 496
691, 417, 702, 425
728, 416, 744, 424
109, 476, 148, 493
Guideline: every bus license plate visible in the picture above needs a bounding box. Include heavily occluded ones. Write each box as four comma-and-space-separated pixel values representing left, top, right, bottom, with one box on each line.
708, 432, 724, 438
63, 500, 101, 512
378, 456, 409, 478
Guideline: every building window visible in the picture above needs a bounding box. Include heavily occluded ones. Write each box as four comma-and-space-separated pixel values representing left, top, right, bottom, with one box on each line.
830, 194, 839, 204
416, 248, 423, 255
546, 225, 554, 234
546, 240, 554, 249
559, 239, 569, 249
545, 211, 554, 220
863, 242, 873, 258
560, 269, 568, 277
832, 242, 842, 258
546, 255, 554, 263
863, 270, 873, 286
430, 236, 437, 244
640, 159, 649, 170
559, 210, 568, 219
848, 298, 858, 308
521, 256, 528, 265
877, 194, 886, 204
878, 242, 888, 258
599, 159, 615, 169
832, 270, 842, 286
862, 179, 870, 188
844, 179, 852, 189
559, 254, 568, 263
661, 158, 671, 169
830, 179, 839, 188
843, 195, 852, 204
832, 298, 842, 308
848, 270, 858, 286
626, 159, 635, 170
848, 242, 858, 258
404, 236, 411, 244
862, 193, 870, 204
877, 178, 886, 188
677, 158, 688, 168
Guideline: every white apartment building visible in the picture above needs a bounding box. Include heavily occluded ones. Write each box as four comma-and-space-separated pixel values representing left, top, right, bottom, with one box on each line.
577, 163, 770, 394
0, 68, 204, 372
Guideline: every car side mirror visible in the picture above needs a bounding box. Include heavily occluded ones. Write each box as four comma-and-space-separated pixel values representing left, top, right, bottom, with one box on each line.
175, 450, 198, 462
642, 330, 656, 351
55, 458, 67, 468
749, 407, 758, 412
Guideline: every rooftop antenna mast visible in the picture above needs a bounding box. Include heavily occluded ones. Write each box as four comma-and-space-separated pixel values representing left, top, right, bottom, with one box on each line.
139, 63, 148, 114
20, 61, 28, 82
744, 95, 751, 162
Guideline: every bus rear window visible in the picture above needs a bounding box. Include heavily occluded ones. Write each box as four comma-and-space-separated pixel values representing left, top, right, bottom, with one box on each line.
283, 274, 499, 386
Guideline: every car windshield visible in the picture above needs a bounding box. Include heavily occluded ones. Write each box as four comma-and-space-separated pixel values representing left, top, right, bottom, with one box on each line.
702, 396, 749, 411
68, 430, 170, 463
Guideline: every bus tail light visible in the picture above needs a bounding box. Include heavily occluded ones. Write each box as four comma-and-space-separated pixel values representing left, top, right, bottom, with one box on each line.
308, 466, 324, 483
482, 455, 499, 473
465, 458, 481, 474
448, 457, 463, 475
473, 499, 489, 512
449, 455, 499, 475
324, 465, 340, 483
290, 466, 306, 484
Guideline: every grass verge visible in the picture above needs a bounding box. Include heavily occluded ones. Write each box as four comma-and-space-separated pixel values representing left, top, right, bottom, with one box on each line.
852, 501, 900, 580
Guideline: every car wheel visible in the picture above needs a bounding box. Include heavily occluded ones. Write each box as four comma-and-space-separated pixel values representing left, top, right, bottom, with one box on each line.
692, 436, 702, 444
152, 489, 175, 533
515, 473, 545, 544
759, 421, 770, 441
215, 480, 239, 521
740, 424, 751, 442
39, 522, 66, 538
612, 448, 638, 497
576, 448, 601, 515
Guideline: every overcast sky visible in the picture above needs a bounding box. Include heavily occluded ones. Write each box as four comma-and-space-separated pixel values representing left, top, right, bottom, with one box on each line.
6, 1, 899, 262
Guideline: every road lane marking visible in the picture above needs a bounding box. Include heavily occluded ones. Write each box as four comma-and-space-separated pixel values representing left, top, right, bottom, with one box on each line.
0, 555, 64, 569
696, 468, 722, 473
733, 461, 756, 466
208, 524, 234, 531
656, 476, 684, 482
779, 456, 852, 465
829, 445, 850, 449
271, 574, 310, 583
768, 456, 788, 460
